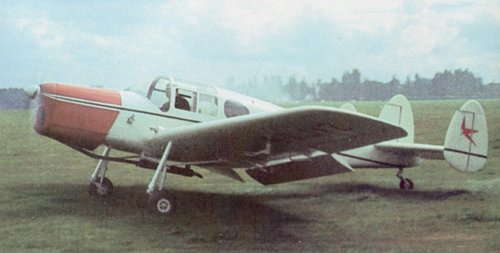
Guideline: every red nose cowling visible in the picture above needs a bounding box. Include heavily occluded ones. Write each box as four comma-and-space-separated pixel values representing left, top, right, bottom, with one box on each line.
35, 83, 122, 150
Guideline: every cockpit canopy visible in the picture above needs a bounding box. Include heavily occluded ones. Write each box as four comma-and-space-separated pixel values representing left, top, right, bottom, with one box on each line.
147, 76, 219, 117
129, 76, 281, 119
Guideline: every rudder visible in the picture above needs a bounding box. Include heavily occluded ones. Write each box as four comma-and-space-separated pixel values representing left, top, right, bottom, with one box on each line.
444, 100, 488, 172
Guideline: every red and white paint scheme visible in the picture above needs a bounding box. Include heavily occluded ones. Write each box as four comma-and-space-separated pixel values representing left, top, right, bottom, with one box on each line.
24, 76, 489, 214
35, 83, 122, 150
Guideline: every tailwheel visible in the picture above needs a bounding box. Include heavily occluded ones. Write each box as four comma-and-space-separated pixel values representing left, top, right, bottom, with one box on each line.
89, 177, 114, 196
399, 178, 414, 190
396, 168, 414, 190
149, 190, 176, 215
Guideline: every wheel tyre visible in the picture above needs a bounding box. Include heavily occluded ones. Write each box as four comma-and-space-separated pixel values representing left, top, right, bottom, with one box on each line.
399, 178, 414, 190
88, 177, 114, 196
149, 190, 175, 215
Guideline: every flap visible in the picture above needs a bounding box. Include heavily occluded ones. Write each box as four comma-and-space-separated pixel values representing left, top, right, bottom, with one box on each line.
246, 154, 353, 185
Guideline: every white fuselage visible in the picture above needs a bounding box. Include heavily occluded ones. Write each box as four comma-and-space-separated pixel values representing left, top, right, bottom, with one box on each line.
106, 86, 419, 170
34, 77, 420, 172
105, 86, 283, 155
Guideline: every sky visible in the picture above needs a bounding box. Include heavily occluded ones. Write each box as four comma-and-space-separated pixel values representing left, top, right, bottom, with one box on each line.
0, 0, 499, 89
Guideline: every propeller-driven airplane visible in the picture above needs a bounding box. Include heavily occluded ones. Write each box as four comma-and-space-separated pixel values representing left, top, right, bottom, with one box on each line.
23, 76, 488, 214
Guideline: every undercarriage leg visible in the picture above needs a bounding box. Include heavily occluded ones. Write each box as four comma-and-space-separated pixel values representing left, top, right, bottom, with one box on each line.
396, 168, 414, 190
147, 142, 176, 214
90, 146, 111, 181
89, 146, 114, 196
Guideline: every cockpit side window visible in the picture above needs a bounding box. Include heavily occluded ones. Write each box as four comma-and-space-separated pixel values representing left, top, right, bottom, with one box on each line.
224, 100, 249, 118
160, 84, 171, 112
147, 77, 173, 112
175, 88, 196, 112
198, 93, 218, 116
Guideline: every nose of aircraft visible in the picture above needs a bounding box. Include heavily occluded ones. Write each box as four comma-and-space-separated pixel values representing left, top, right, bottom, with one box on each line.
23, 85, 39, 99
32, 83, 122, 150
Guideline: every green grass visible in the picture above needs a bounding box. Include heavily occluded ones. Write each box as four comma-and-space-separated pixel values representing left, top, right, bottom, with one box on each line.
1, 99, 499, 253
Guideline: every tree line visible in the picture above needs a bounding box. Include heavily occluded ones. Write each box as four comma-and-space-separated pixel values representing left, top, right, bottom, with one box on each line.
0, 88, 30, 109
225, 69, 500, 101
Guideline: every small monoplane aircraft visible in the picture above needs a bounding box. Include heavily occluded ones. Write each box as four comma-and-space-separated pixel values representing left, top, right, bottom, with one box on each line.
23, 76, 488, 214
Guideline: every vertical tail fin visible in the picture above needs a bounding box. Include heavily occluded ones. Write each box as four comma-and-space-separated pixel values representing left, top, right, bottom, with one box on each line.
339, 102, 357, 112
444, 100, 488, 172
379, 94, 414, 143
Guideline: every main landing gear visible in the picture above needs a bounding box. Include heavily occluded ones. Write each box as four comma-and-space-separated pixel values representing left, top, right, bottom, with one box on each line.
87, 143, 177, 215
396, 168, 414, 190
89, 146, 114, 196
146, 142, 176, 214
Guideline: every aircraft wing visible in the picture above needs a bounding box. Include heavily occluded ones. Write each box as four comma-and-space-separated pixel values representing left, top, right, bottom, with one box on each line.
375, 142, 445, 160
145, 106, 407, 166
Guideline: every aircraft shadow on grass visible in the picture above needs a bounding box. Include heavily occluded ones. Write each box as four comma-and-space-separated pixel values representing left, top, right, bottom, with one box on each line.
5, 182, 472, 219
4, 183, 307, 244
316, 182, 471, 201
2, 181, 475, 246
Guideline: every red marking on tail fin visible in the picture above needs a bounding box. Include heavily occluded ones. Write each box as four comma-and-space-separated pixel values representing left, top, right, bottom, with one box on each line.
461, 117, 478, 146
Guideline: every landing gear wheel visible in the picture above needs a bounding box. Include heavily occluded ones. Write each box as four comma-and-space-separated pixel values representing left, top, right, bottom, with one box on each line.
88, 177, 114, 196
149, 190, 176, 215
399, 178, 414, 190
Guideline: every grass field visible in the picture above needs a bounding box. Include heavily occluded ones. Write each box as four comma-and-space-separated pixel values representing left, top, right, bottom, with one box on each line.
1, 99, 499, 252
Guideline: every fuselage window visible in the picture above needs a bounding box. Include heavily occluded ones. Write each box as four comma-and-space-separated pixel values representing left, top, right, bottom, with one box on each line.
175, 88, 196, 112
198, 93, 218, 116
224, 100, 249, 118
149, 82, 171, 112
160, 84, 171, 112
